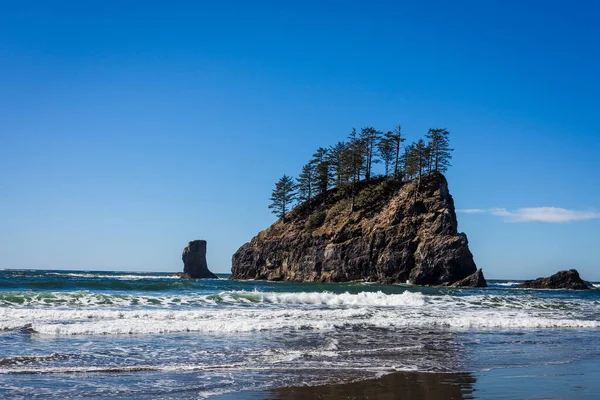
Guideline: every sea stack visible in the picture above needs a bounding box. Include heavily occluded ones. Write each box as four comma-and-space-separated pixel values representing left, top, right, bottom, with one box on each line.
178, 240, 218, 279
231, 171, 486, 287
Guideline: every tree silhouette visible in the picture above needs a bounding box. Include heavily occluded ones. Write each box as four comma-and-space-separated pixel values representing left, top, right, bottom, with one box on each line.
328, 141, 348, 187
377, 133, 395, 177
425, 128, 453, 172
311, 147, 332, 196
389, 124, 406, 180
360, 127, 381, 181
297, 163, 315, 205
402, 142, 417, 180
346, 128, 366, 182
268, 175, 297, 222
415, 139, 427, 178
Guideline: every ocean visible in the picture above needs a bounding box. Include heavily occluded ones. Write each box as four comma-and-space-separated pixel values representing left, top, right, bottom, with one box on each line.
1, 269, 599, 399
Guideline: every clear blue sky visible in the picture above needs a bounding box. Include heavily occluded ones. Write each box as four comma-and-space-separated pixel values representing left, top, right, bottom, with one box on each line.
1, 1, 599, 280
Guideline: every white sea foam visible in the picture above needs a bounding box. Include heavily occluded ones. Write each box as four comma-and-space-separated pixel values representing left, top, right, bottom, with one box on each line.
0, 291, 195, 307
2, 289, 599, 336
259, 290, 426, 307
0, 363, 238, 374
494, 282, 521, 287
6, 289, 579, 310
2, 302, 599, 336
0, 290, 426, 308
0, 361, 412, 375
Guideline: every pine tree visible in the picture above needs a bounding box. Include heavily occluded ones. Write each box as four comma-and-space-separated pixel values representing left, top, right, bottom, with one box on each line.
342, 129, 368, 213
297, 163, 315, 204
360, 127, 382, 181
311, 147, 331, 196
388, 124, 406, 180
268, 175, 297, 222
328, 141, 348, 187
377, 133, 395, 177
425, 128, 453, 172
415, 139, 427, 178
424, 141, 433, 173
402, 143, 418, 180
346, 128, 366, 182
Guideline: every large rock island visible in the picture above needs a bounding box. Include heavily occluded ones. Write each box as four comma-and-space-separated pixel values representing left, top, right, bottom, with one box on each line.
231, 172, 486, 287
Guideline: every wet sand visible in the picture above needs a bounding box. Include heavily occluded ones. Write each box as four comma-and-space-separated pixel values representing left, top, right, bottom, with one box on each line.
213, 371, 476, 400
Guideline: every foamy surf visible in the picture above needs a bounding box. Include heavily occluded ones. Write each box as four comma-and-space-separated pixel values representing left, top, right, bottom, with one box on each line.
2, 291, 599, 335
0, 290, 426, 308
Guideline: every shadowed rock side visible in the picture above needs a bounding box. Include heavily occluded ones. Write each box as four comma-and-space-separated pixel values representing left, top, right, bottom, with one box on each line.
177, 240, 218, 279
231, 172, 486, 287
447, 268, 487, 288
518, 269, 590, 290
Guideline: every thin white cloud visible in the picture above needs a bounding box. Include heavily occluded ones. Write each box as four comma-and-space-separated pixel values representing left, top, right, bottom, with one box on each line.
457, 207, 600, 223
456, 209, 486, 214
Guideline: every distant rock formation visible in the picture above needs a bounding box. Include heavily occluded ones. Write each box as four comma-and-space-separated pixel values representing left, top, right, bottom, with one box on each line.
177, 240, 218, 279
518, 269, 590, 290
231, 172, 486, 287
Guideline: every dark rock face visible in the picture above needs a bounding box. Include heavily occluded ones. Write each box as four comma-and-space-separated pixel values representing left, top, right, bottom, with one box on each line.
231, 172, 485, 287
181, 240, 218, 279
448, 269, 487, 288
518, 269, 590, 290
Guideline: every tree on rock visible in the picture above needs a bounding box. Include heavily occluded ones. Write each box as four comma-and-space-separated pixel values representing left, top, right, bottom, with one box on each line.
297, 163, 316, 204
360, 127, 382, 181
402, 142, 417, 180
415, 139, 428, 178
328, 141, 348, 187
346, 128, 366, 182
377, 132, 395, 177
425, 128, 453, 172
268, 175, 297, 222
311, 147, 332, 195
389, 124, 406, 180
343, 129, 368, 213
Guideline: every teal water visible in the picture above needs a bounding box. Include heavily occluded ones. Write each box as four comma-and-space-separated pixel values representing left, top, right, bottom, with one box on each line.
1, 269, 599, 399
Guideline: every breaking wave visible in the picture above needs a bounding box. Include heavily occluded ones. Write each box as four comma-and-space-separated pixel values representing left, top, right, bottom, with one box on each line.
0, 290, 425, 308
1, 289, 599, 335
493, 282, 521, 287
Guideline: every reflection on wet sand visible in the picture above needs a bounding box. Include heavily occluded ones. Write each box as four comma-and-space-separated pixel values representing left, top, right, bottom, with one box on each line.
211, 371, 476, 400
269, 371, 476, 400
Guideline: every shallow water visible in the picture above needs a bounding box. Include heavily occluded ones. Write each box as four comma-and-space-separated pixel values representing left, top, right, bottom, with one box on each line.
1, 270, 599, 399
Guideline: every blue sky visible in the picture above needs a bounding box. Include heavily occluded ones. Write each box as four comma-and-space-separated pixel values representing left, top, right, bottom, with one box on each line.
1, 1, 599, 280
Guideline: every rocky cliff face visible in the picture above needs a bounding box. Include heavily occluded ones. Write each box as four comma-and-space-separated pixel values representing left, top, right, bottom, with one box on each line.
179, 240, 218, 279
231, 172, 485, 287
